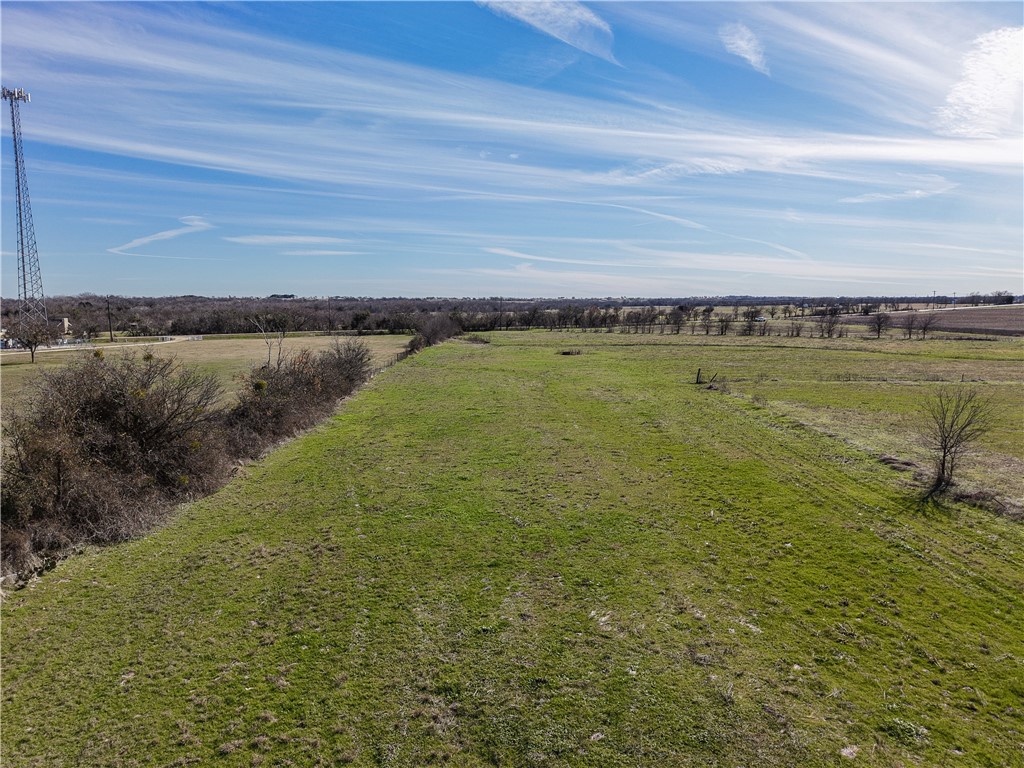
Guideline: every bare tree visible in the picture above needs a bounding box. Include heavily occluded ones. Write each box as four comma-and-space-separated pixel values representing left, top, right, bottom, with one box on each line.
870, 312, 892, 339
11, 318, 58, 363
667, 307, 685, 334
898, 313, 918, 339
921, 386, 992, 500
699, 307, 715, 335
816, 311, 841, 338
918, 313, 940, 340
250, 314, 286, 368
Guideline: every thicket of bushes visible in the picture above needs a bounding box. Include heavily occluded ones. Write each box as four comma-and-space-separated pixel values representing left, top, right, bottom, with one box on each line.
406, 315, 461, 353
227, 340, 373, 457
1, 339, 375, 581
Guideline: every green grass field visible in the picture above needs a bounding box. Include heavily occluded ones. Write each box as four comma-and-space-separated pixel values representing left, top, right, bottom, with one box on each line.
2, 332, 1022, 766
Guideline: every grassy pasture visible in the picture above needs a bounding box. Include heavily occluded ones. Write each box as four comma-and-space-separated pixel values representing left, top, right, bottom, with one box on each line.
526, 332, 1023, 503
0, 334, 412, 406
2, 332, 1022, 766
517, 332, 1023, 481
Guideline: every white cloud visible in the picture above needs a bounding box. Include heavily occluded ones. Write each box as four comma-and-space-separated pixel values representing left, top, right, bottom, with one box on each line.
8, 3, 1020, 206
590, 203, 708, 231
478, 1, 617, 63
840, 174, 958, 204
624, 3, 1003, 129
719, 22, 769, 75
4, 3, 1020, 296
625, 244, 997, 283
281, 250, 363, 257
935, 27, 1024, 138
486, 246, 648, 269
224, 235, 350, 245
425, 261, 699, 296
108, 215, 216, 259
437, 242, 1004, 294
603, 158, 747, 184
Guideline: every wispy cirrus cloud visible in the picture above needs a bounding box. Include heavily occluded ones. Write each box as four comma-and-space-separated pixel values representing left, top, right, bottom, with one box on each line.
719, 22, 769, 75
840, 174, 958, 204
424, 261, 698, 296
622, 4, 1014, 131
584, 202, 708, 231
8, 2, 1018, 206
224, 235, 350, 245
486, 246, 646, 269
108, 215, 218, 259
3, 2, 1019, 297
478, 1, 617, 63
622, 244, 1001, 284
935, 26, 1024, 138
281, 250, 364, 257
446, 243, 1003, 295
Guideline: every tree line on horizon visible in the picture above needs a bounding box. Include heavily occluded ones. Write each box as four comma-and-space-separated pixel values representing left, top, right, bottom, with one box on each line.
1, 291, 1015, 342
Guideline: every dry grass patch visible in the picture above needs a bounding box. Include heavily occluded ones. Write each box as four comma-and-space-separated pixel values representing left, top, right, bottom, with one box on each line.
0, 334, 410, 406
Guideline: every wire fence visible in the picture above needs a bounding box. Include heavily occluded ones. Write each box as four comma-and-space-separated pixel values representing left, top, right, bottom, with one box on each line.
370, 348, 414, 379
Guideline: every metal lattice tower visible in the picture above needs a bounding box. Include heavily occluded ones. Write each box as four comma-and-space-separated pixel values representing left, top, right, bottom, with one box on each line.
3, 86, 47, 326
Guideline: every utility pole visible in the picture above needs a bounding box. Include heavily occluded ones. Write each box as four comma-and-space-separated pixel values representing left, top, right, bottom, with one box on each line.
2, 86, 47, 328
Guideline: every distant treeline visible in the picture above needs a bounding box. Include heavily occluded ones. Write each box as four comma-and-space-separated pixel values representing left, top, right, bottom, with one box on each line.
1, 291, 1016, 339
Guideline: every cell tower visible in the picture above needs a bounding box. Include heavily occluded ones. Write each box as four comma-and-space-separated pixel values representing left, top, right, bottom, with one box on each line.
3, 86, 47, 326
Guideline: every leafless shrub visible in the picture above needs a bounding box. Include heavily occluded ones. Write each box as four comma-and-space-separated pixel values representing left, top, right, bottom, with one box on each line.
1, 352, 227, 577
407, 314, 461, 353
920, 385, 993, 500
319, 338, 373, 394
226, 341, 374, 458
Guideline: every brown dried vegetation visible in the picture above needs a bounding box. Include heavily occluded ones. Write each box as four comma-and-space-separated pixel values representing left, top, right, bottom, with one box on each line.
1, 339, 376, 580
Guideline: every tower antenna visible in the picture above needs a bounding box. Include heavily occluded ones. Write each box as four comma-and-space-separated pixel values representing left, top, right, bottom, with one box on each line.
3, 86, 47, 327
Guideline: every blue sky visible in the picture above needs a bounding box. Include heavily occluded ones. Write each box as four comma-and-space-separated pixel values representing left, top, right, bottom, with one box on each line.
2, 1, 1021, 298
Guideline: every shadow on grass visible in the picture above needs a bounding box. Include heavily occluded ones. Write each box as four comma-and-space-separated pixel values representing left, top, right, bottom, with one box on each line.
908, 495, 957, 521
906, 489, 1021, 523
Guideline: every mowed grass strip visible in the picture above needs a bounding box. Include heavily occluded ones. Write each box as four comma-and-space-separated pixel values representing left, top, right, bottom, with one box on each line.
2, 334, 1022, 767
